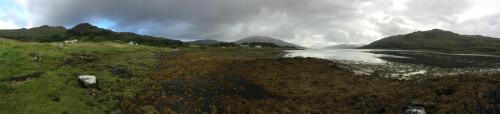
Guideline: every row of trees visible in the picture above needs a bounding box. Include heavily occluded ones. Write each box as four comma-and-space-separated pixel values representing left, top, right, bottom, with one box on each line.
209, 42, 294, 48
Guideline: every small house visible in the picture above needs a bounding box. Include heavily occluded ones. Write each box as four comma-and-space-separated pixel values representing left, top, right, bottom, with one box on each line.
240, 44, 250, 47
129, 41, 138, 45
64, 39, 78, 44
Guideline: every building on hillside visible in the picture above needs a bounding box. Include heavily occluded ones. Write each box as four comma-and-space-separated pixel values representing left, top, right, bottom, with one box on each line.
64, 39, 78, 43
255, 45, 262, 48
129, 41, 138, 45
240, 44, 249, 47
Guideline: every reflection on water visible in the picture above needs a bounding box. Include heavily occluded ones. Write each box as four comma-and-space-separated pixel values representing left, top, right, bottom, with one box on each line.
284, 49, 408, 63
285, 49, 500, 68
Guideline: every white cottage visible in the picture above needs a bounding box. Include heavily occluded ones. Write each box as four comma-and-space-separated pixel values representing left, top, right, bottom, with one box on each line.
64, 39, 78, 43
240, 44, 250, 47
129, 41, 138, 45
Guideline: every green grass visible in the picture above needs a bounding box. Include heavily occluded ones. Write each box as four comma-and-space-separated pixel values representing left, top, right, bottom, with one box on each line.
1, 38, 499, 113
0, 39, 170, 113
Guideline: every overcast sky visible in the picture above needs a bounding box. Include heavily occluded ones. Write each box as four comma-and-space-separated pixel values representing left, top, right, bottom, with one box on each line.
1, 0, 499, 48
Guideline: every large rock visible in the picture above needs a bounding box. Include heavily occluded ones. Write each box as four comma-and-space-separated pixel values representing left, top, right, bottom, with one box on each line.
404, 101, 427, 114
353, 68, 375, 76
405, 108, 426, 114
78, 75, 98, 88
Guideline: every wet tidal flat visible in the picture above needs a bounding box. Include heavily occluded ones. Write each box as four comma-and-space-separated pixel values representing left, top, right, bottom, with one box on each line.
120, 48, 500, 113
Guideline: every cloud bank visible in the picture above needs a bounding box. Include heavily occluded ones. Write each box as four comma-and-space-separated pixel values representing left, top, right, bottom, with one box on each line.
1, 0, 500, 48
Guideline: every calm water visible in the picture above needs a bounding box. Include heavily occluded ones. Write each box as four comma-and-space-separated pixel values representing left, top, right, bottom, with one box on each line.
284, 49, 500, 68
284, 49, 407, 63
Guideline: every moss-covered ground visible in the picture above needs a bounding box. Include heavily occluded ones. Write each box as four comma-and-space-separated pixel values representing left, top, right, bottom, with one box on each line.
0, 38, 169, 113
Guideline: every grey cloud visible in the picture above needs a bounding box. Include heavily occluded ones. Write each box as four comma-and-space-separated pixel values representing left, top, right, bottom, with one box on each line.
23, 0, 500, 47
452, 14, 500, 37
403, 0, 470, 23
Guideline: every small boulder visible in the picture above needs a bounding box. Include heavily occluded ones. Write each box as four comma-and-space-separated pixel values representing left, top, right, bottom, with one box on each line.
28, 52, 42, 62
78, 75, 98, 88
404, 108, 426, 114
353, 68, 374, 76
64, 54, 99, 65
404, 101, 427, 114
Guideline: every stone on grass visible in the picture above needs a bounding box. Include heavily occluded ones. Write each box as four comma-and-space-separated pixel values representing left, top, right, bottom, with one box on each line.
28, 52, 42, 62
78, 75, 98, 88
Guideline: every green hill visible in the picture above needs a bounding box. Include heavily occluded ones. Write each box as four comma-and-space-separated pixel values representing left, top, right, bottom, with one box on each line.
0, 23, 185, 48
189, 39, 223, 45
234, 36, 305, 49
0, 25, 68, 42
360, 29, 500, 54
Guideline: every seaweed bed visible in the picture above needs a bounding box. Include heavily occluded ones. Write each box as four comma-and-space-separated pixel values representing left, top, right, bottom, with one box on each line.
119, 49, 500, 113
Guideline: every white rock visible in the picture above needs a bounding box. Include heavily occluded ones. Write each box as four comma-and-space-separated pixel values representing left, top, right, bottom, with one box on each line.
404, 70, 427, 77
78, 75, 98, 88
353, 69, 374, 76
404, 108, 426, 114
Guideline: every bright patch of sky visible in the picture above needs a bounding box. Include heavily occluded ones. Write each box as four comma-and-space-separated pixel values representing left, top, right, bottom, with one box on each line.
0, 0, 23, 29
90, 18, 117, 30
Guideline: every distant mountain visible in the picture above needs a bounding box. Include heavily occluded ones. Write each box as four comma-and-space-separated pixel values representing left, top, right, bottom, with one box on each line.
189, 39, 223, 45
323, 44, 363, 49
69, 23, 113, 36
360, 29, 500, 53
234, 36, 303, 48
0, 25, 68, 42
0, 23, 184, 47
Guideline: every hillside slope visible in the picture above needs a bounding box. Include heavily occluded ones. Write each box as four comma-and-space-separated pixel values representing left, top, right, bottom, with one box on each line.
0, 39, 171, 113
360, 29, 500, 53
323, 44, 363, 49
234, 36, 304, 48
189, 39, 223, 45
0, 23, 184, 47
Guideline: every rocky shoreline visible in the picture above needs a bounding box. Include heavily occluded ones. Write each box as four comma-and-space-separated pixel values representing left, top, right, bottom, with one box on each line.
334, 60, 500, 80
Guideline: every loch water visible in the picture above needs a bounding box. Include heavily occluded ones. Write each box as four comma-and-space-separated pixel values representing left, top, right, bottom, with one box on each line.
285, 49, 500, 68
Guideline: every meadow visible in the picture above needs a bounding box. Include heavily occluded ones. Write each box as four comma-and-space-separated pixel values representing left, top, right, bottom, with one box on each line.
0, 38, 169, 113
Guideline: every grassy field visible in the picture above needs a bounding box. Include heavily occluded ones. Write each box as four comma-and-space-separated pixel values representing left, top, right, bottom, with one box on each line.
0, 38, 170, 113
1, 38, 499, 113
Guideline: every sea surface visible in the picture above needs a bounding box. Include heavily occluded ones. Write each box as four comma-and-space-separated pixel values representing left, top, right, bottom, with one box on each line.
285, 49, 500, 68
